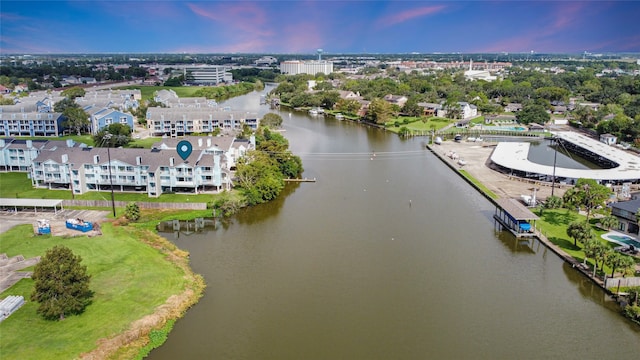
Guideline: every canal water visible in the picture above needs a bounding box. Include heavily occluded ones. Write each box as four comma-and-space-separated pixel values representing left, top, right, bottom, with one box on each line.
150, 87, 640, 359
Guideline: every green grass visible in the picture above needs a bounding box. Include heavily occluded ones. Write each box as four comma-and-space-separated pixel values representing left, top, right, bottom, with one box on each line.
458, 169, 499, 199
128, 136, 162, 149
11, 135, 95, 147
0, 172, 229, 203
0, 223, 188, 360
385, 116, 452, 134
115, 86, 207, 101
534, 208, 618, 275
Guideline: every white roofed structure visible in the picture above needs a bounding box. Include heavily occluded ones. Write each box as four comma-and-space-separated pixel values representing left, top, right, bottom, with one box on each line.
490, 131, 640, 183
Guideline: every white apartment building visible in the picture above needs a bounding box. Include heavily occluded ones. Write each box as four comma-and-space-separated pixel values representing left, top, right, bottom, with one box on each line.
183, 65, 233, 85
146, 107, 259, 137
29, 135, 252, 197
279, 60, 334, 75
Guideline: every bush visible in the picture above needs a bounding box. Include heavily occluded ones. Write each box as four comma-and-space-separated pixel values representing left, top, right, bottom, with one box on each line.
124, 202, 141, 221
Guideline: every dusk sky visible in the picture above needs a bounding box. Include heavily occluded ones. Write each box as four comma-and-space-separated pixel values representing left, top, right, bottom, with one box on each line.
1, 1, 639, 55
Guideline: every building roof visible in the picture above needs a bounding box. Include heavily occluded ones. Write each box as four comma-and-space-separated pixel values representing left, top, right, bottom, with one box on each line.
609, 195, 640, 213
496, 198, 540, 220
0, 198, 64, 208
490, 131, 640, 182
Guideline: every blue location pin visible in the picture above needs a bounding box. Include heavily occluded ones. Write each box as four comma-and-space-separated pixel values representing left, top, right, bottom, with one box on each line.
176, 140, 193, 161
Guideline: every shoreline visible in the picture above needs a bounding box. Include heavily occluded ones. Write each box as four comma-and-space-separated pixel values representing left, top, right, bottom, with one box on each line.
426, 141, 615, 293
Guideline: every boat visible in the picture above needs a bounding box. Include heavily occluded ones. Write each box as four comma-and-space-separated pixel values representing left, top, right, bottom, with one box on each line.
335, 113, 344, 120
434, 136, 442, 145
457, 158, 467, 166
475, 137, 483, 142
467, 137, 476, 142
454, 134, 463, 142
308, 108, 318, 116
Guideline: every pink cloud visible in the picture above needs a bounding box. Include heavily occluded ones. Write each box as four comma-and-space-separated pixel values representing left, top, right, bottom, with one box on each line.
377, 5, 446, 28
187, 2, 273, 38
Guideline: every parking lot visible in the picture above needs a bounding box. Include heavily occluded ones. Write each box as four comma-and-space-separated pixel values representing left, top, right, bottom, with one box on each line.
0, 209, 109, 235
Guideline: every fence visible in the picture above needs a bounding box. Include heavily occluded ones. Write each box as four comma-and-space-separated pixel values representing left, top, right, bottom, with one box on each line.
605, 277, 640, 289
62, 200, 207, 210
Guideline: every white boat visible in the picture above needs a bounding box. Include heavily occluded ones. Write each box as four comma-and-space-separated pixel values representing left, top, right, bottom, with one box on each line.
308, 109, 318, 115
475, 137, 483, 142
335, 113, 344, 120
457, 159, 467, 166
467, 137, 476, 142
434, 136, 442, 145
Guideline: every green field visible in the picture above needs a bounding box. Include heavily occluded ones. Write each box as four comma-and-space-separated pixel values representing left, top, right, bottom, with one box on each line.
0, 223, 192, 359
116, 85, 204, 101
0, 172, 225, 204
385, 116, 452, 134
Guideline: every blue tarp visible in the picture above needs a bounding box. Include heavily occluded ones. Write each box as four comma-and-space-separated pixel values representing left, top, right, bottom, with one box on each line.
518, 222, 531, 231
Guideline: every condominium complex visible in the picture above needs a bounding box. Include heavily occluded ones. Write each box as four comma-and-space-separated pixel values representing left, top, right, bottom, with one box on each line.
0, 111, 64, 137
279, 60, 334, 75
28, 135, 253, 197
146, 107, 259, 137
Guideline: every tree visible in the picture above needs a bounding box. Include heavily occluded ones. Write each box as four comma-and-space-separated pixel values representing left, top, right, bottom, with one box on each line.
605, 252, 634, 278
61, 86, 85, 99
124, 202, 140, 221
599, 214, 619, 231
235, 151, 285, 206
31, 245, 93, 320
562, 178, 611, 221
567, 221, 592, 247
53, 97, 78, 113
583, 239, 607, 277
367, 98, 392, 124
544, 195, 563, 209
63, 107, 89, 135
517, 103, 550, 125
93, 123, 132, 147
261, 113, 283, 128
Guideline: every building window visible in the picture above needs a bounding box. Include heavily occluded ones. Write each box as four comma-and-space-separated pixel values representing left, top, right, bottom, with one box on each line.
105, 118, 112, 125
120, 116, 128, 124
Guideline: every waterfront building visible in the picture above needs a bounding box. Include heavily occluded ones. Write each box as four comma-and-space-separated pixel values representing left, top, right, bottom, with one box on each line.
490, 131, 640, 184
146, 107, 258, 137
28, 137, 248, 197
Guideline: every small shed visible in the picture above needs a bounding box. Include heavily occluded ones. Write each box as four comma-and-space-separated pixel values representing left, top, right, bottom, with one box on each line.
600, 133, 617, 146
494, 198, 539, 237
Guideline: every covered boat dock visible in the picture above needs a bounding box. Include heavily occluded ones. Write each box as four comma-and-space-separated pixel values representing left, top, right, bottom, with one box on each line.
494, 198, 539, 237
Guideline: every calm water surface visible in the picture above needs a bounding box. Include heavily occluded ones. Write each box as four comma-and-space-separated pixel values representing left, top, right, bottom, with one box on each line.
150, 88, 640, 359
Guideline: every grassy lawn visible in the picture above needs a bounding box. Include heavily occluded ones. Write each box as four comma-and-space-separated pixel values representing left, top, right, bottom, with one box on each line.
0, 172, 228, 203
458, 170, 498, 199
115, 86, 207, 101
0, 222, 190, 360
12, 135, 95, 147
533, 208, 620, 276
385, 116, 452, 134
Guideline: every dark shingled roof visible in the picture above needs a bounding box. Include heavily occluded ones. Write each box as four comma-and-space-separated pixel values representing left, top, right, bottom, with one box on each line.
495, 198, 540, 220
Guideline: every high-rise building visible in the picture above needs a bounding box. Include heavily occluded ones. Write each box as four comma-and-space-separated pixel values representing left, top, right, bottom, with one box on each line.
279, 60, 334, 75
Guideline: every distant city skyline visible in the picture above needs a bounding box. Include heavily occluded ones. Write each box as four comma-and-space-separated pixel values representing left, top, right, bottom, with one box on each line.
1, 1, 639, 55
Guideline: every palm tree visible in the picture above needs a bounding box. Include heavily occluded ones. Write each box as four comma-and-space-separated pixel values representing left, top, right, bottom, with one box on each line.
567, 221, 592, 247
606, 252, 623, 278
599, 214, 619, 231
583, 239, 606, 277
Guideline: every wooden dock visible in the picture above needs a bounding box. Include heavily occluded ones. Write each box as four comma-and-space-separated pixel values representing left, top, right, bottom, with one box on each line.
284, 178, 316, 183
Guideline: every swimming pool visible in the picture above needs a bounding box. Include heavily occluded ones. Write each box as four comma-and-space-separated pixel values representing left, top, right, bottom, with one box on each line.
484, 126, 528, 131
607, 234, 640, 248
